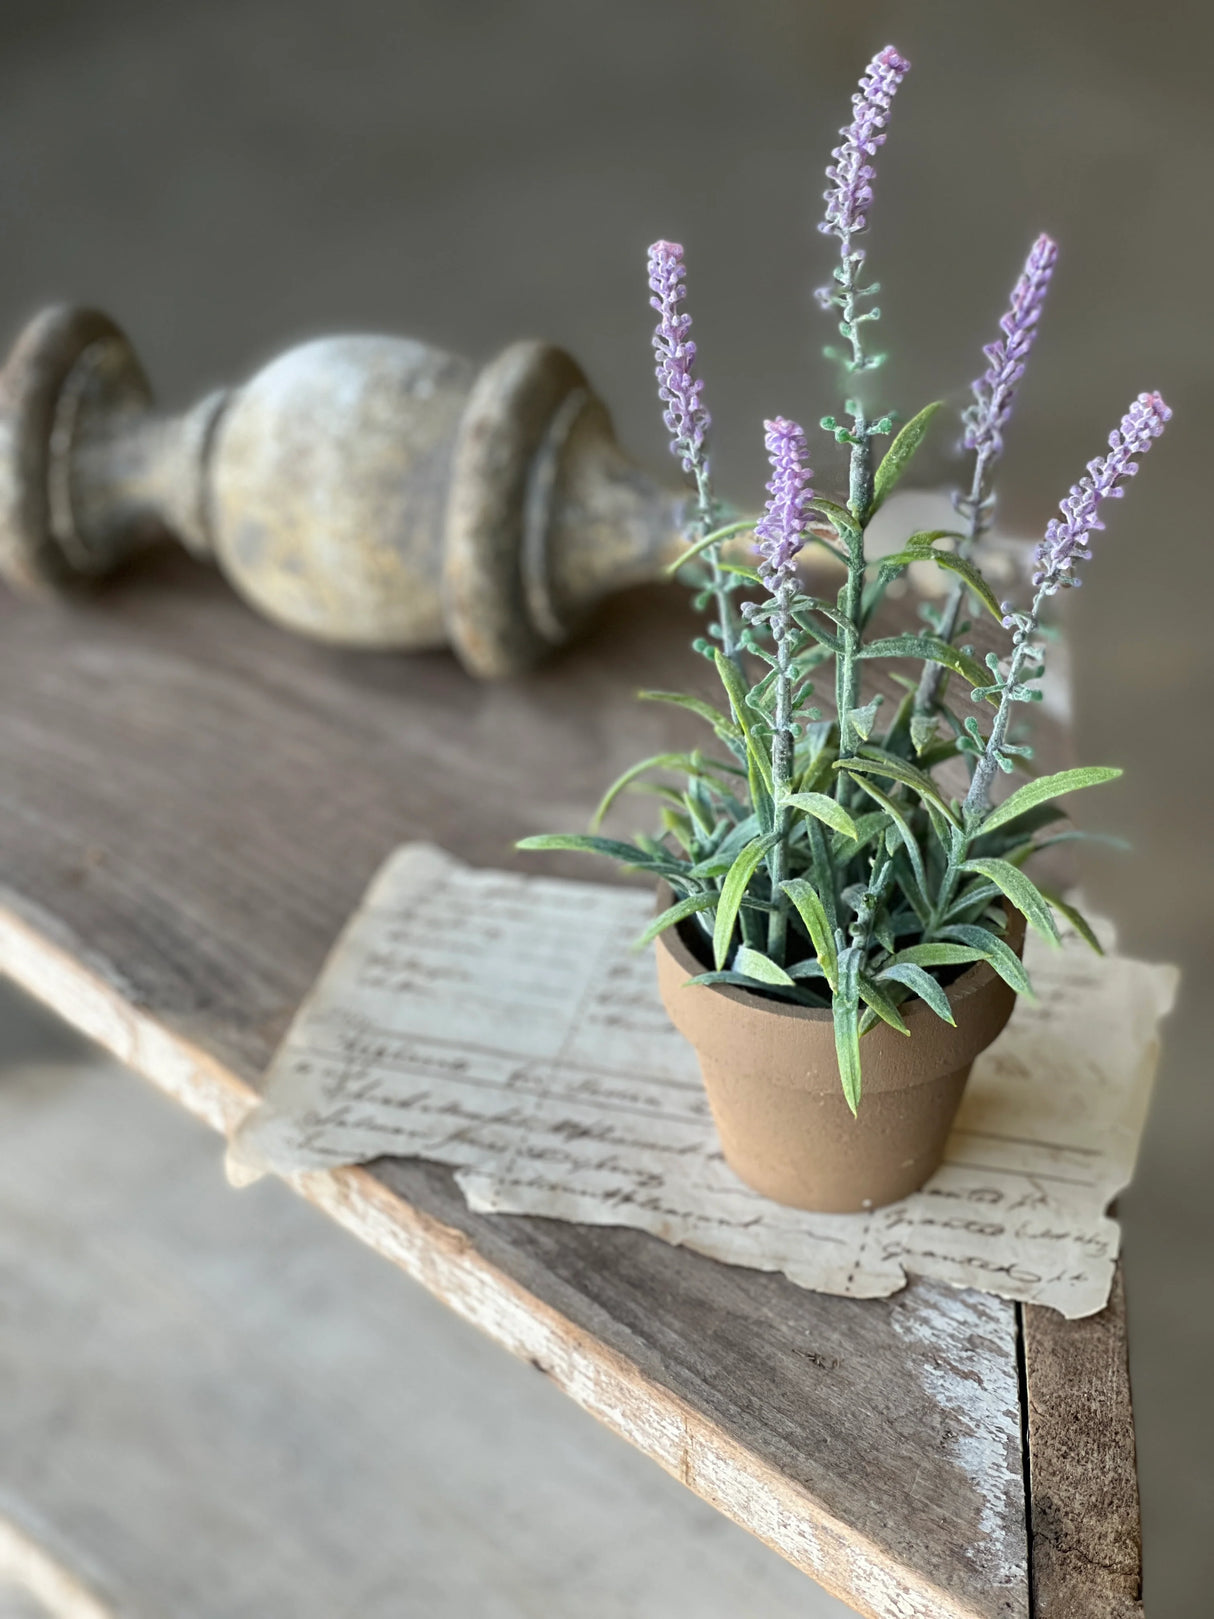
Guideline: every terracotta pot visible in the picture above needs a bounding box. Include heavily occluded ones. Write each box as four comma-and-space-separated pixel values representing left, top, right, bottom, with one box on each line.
654, 893, 1025, 1213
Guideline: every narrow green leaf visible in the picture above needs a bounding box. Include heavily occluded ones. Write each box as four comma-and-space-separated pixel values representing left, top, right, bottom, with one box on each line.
781, 878, 839, 992
636, 690, 741, 742
713, 835, 778, 969
894, 528, 964, 554
791, 597, 859, 637
807, 496, 862, 548
664, 519, 758, 576
847, 694, 883, 741
714, 650, 774, 794
849, 775, 929, 902
888, 942, 990, 968
786, 958, 829, 980
717, 561, 763, 582
859, 634, 995, 701
976, 766, 1123, 837
835, 950, 863, 1115
780, 792, 859, 840
942, 881, 1004, 921
926, 551, 1004, 621
1040, 891, 1105, 955
517, 833, 665, 867
682, 971, 828, 1007
829, 809, 887, 862
734, 944, 796, 986
589, 753, 691, 828
707, 813, 761, 867
857, 973, 910, 1035
868, 402, 943, 516
834, 754, 961, 827
939, 923, 1034, 998
959, 857, 1061, 944
877, 963, 957, 1025
790, 615, 843, 655
633, 891, 718, 949
910, 712, 940, 754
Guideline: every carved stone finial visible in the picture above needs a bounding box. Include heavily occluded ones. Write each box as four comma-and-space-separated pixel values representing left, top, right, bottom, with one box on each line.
0, 306, 688, 677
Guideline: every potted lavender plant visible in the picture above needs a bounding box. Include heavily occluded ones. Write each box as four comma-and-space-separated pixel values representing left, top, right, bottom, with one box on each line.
520, 45, 1171, 1212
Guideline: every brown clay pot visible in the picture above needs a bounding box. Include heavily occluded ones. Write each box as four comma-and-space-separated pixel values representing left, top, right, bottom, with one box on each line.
654, 895, 1025, 1213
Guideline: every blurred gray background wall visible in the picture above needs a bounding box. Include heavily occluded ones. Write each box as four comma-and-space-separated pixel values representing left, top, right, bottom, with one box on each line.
0, 1, 1208, 1612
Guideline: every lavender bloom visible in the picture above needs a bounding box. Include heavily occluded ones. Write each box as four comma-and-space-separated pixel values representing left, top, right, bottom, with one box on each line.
1032, 392, 1172, 594
754, 417, 814, 598
963, 234, 1058, 466
648, 240, 710, 477
818, 45, 910, 258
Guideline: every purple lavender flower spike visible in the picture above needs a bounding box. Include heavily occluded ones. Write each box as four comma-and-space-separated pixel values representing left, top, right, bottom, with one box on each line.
818, 45, 910, 260
964, 233, 1058, 467
754, 417, 814, 596
1032, 391, 1172, 593
647, 240, 710, 477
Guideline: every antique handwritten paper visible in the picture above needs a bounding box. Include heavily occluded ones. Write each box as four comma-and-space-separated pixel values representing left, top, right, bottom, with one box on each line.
228, 844, 1178, 1318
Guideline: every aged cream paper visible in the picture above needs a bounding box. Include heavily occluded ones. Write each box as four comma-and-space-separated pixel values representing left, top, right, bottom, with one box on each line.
228, 843, 1178, 1318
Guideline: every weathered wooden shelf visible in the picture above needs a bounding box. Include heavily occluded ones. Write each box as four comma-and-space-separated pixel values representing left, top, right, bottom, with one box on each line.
0, 551, 1141, 1619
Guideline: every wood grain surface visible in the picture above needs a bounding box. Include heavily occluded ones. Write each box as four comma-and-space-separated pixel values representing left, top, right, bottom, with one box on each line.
0, 548, 1138, 1618
1023, 1269, 1143, 1617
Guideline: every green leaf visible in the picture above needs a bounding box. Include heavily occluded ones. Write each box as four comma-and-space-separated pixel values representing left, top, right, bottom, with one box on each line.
849, 776, 928, 903
857, 973, 910, 1035
896, 528, 964, 554
681, 971, 828, 1007
925, 551, 1004, 621
942, 881, 1004, 921
834, 754, 961, 827
910, 712, 940, 755
976, 766, 1123, 837
781, 878, 839, 992
717, 561, 763, 583
847, 694, 883, 741
829, 809, 887, 862
713, 835, 778, 969
589, 751, 741, 829
589, 753, 690, 828
664, 518, 759, 576
734, 944, 796, 986
786, 957, 829, 980
517, 833, 668, 868
939, 923, 1034, 998
888, 942, 991, 969
835, 950, 863, 1115
877, 963, 957, 1025
791, 597, 859, 637
807, 496, 862, 548
868, 402, 943, 516
633, 891, 718, 949
959, 857, 1061, 944
780, 792, 859, 840
1040, 891, 1105, 955
714, 650, 774, 794
859, 634, 995, 701
636, 690, 741, 743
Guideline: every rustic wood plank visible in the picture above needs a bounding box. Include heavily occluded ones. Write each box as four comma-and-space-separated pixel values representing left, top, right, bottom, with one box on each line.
0, 549, 1088, 1618
1023, 1267, 1143, 1617
0, 1051, 846, 1618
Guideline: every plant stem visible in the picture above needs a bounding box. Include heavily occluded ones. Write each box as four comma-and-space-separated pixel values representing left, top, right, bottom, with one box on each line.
766, 598, 795, 960
914, 449, 993, 715
836, 404, 872, 765
962, 584, 1047, 819
692, 464, 739, 662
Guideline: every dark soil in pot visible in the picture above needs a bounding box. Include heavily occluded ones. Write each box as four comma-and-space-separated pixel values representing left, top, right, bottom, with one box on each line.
653, 890, 1025, 1213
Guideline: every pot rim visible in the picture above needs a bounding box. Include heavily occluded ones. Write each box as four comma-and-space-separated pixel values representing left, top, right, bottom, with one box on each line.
653, 882, 1023, 1028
